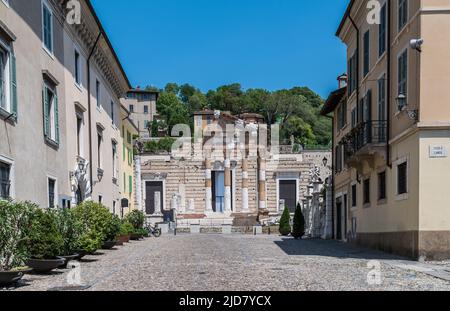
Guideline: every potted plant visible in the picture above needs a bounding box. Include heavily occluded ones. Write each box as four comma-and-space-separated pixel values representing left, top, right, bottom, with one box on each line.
126, 210, 145, 240
26, 208, 65, 274
131, 228, 147, 241
101, 214, 121, 250
52, 208, 81, 268
116, 221, 133, 245
279, 207, 292, 236
0, 200, 34, 286
72, 202, 107, 258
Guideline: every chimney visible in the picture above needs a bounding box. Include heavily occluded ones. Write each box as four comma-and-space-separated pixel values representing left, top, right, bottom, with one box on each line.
337, 74, 348, 89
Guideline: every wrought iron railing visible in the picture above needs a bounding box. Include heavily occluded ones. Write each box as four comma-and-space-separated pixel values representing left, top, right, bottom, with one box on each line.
343, 121, 387, 158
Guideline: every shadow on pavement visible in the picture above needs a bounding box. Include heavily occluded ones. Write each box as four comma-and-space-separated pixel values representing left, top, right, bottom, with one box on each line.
274, 238, 409, 261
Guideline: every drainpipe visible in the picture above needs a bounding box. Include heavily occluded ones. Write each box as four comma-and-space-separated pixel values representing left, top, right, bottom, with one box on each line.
349, 15, 360, 124
87, 32, 102, 197
386, 0, 392, 168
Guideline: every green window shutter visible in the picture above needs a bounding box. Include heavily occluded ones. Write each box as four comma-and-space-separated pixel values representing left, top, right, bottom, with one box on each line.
43, 86, 49, 137
54, 93, 59, 144
123, 144, 126, 161
129, 175, 132, 194
123, 172, 126, 193
10, 54, 17, 118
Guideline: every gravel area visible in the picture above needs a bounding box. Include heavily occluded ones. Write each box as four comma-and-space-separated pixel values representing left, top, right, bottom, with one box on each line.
5, 234, 450, 291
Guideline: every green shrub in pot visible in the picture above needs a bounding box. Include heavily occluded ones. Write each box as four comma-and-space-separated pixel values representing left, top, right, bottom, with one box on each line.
104, 214, 121, 242
72, 201, 109, 253
125, 210, 145, 230
51, 208, 82, 256
0, 200, 35, 271
119, 221, 134, 237
28, 208, 64, 259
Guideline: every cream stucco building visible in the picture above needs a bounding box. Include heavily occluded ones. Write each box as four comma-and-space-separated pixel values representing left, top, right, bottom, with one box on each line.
1, 0, 134, 215
323, 0, 450, 260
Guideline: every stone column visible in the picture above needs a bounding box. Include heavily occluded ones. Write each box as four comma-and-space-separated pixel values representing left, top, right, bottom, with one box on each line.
205, 159, 213, 212
241, 158, 249, 212
134, 156, 143, 213
224, 159, 232, 212
258, 158, 267, 210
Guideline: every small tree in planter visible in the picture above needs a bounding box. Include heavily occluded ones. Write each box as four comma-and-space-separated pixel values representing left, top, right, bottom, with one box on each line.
26, 208, 65, 274
28, 208, 64, 259
292, 203, 305, 239
52, 208, 82, 267
279, 207, 292, 236
0, 201, 34, 271
125, 210, 145, 230
72, 202, 108, 255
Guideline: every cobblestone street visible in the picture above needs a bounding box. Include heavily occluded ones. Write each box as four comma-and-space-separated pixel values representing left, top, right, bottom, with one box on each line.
10, 235, 450, 291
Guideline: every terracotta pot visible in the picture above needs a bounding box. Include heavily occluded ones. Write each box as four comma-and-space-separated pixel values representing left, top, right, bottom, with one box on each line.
117, 235, 130, 244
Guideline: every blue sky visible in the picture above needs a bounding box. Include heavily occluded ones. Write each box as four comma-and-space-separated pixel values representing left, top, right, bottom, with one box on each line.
91, 0, 349, 98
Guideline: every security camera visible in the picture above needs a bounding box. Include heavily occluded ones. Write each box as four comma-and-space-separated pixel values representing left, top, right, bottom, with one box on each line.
410, 39, 424, 52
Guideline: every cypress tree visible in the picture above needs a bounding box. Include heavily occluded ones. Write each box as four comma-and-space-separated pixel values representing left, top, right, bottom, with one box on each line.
292, 203, 305, 239
279, 207, 292, 236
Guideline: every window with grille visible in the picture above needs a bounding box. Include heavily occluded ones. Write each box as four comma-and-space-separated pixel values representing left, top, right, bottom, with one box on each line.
398, 0, 408, 32
398, 50, 408, 107
398, 162, 407, 195
351, 184, 357, 207
48, 178, 56, 208
378, 171, 386, 200
379, 4, 387, 56
363, 178, 370, 205
0, 162, 11, 199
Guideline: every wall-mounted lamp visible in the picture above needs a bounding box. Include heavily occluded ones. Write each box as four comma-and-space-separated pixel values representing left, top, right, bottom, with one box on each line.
396, 94, 419, 121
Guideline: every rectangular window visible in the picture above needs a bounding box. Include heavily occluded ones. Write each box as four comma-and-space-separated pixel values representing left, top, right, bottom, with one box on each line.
348, 52, 357, 95
129, 105, 134, 113
74, 50, 81, 85
76, 115, 82, 157
363, 178, 371, 205
144, 105, 149, 114
0, 47, 8, 111
96, 80, 100, 107
0, 161, 11, 199
97, 132, 102, 169
398, 50, 408, 108
363, 30, 370, 77
335, 145, 342, 173
351, 184, 357, 207
43, 83, 59, 144
378, 75, 386, 121
398, 162, 408, 195
48, 178, 56, 208
378, 171, 386, 200
379, 4, 387, 56
98, 195, 102, 204
398, 0, 408, 32
42, 1, 53, 53
110, 101, 115, 124
351, 108, 357, 128
144, 120, 150, 129
112, 142, 117, 180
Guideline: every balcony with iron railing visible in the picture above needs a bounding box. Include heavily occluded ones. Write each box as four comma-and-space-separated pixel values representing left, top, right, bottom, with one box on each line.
342, 121, 387, 168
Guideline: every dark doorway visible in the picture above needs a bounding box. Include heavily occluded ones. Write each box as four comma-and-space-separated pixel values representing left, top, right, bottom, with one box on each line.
279, 180, 297, 213
336, 200, 342, 240
145, 181, 164, 215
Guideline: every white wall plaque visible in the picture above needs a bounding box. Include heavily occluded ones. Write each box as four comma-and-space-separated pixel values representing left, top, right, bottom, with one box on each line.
429, 145, 448, 158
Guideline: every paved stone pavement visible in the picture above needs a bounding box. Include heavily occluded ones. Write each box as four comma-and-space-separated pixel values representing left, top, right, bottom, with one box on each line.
7, 234, 450, 291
